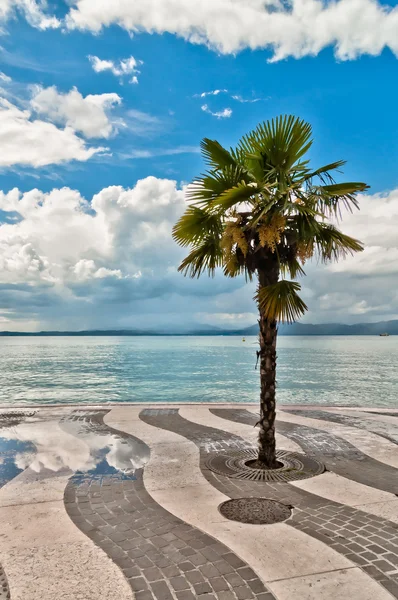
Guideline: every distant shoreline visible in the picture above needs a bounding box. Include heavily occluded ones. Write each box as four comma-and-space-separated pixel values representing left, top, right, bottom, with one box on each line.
0, 330, 396, 337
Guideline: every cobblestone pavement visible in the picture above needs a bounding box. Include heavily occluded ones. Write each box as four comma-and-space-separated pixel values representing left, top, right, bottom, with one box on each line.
284, 408, 398, 445
64, 410, 276, 600
1, 405, 398, 600
141, 408, 398, 599
210, 408, 398, 495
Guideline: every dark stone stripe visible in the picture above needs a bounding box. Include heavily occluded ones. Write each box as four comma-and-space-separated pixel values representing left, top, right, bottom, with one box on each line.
64, 410, 275, 600
367, 411, 398, 418
0, 564, 10, 600
284, 409, 398, 446
142, 408, 398, 599
211, 408, 398, 496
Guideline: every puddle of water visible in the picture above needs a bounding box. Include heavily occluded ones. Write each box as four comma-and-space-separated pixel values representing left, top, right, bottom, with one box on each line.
0, 437, 35, 488
0, 412, 149, 486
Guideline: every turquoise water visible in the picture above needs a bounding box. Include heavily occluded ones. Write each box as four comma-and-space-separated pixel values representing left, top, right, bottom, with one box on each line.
0, 335, 397, 406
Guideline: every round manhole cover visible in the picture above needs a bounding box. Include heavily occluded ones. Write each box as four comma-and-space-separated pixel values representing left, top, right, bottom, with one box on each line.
219, 498, 292, 524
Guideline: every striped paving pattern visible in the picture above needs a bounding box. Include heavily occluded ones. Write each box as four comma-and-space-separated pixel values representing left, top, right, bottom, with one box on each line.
0, 404, 397, 599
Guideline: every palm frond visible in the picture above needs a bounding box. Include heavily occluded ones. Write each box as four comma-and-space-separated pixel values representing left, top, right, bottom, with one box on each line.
211, 181, 267, 211
177, 237, 223, 278
172, 206, 222, 247
312, 182, 368, 216
186, 166, 252, 206
200, 138, 237, 171
244, 115, 313, 171
280, 258, 306, 279
314, 223, 364, 261
254, 280, 308, 323
302, 160, 346, 185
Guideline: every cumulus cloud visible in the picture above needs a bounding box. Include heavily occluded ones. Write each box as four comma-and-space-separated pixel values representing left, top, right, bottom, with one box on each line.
0, 0, 59, 30
0, 181, 397, 330
0, 97, 105, 168
297, 188, 398, 323
30, 86, 122, 139
88, 55, 143, 84
0, 177, 185, 289
201, 104, 232, 118
65, 0, 398, 62
0, 177, 246, 331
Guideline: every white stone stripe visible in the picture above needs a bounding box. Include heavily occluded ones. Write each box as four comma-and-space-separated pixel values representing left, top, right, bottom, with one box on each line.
268, 567, 395, 600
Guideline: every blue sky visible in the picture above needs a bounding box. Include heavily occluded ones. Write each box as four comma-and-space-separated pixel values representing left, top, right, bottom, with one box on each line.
0, 0, 397, 331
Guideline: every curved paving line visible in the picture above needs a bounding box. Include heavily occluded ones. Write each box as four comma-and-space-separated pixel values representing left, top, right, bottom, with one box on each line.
63, 410, 276, 600
284, 409, 398, 446
210, 408, 398, 496
0, 564, 11, 600
141, 408, 398, 599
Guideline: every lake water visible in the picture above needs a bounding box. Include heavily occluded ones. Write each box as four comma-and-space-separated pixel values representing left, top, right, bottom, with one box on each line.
0, 336, 397, 407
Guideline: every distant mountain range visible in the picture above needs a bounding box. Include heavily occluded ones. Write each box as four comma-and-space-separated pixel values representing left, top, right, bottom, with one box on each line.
0, 320, 397, 336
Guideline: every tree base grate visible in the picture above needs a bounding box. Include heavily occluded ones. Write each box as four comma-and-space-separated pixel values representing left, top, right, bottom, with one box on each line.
205, 448, 325, 482
219, 497, 292, 524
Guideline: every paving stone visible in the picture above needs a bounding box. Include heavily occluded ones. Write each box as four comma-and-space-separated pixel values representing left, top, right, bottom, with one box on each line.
151, 580, 174, 599
194, 582, 213, 595
130, 577, 148, 592
176, 592, 196, 600
169, 576, 190, 591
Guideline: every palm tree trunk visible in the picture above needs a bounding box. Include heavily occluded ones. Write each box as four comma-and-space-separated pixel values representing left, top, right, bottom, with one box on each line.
257, 266, 279, 468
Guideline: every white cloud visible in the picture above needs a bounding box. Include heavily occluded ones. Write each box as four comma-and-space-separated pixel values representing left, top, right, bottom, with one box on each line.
232, 95, 261, 103
31, 86, 122, 139
327, 189, 398, 276
201, 104, 232, 118
66, 0, 398, 62
0, 177, 247, 331
0, 177, 186, 288
1, 182, 398, 330
88, 55, 142, 84
122, 145, 200, 159
299, 188, 398, 322
0, 72, 11, 83
0, 97, 105, 168
0, 0, 59, 30
194, 89, 228, 98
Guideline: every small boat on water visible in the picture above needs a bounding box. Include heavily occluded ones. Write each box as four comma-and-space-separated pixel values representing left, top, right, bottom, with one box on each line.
242, 338, 246, 342
379, 333, 390, 336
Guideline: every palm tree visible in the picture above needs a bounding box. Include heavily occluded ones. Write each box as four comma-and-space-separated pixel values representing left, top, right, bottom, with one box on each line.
172, 115, 368, 468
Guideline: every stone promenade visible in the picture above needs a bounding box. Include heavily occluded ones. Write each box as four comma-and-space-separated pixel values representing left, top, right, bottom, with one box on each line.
0, 404, 397, 600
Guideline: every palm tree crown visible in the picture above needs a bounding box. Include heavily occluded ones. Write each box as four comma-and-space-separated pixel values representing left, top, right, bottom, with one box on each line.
173, 115, 368, 323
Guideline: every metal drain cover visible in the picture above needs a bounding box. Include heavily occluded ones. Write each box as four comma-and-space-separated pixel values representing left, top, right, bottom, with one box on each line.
205, 448, 324, 482
219, 498, 292, 524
